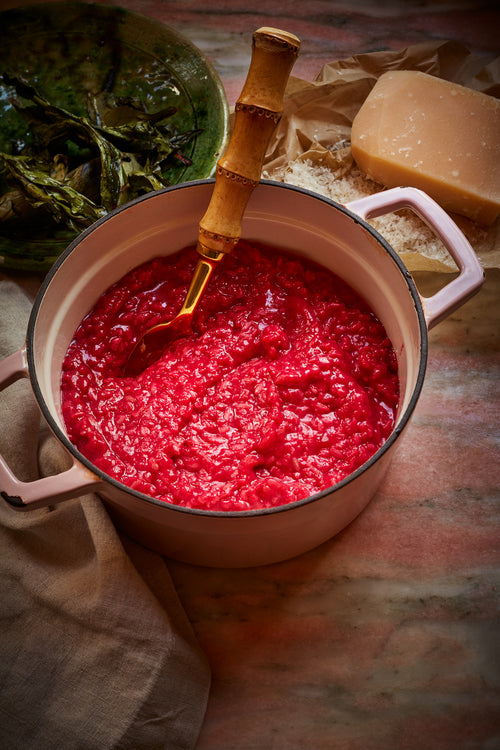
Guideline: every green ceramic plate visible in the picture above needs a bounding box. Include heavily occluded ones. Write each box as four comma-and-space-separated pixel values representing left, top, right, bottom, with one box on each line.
0, 2, 229, 271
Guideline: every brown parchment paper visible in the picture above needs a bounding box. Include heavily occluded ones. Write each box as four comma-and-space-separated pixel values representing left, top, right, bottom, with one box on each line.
262, 41, 500, 272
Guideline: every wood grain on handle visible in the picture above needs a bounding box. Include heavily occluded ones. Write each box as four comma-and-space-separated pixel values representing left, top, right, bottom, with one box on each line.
197, 28, 300, 259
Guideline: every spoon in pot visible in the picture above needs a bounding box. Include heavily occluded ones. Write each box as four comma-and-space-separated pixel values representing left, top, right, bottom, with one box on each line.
123, 27, 300, 377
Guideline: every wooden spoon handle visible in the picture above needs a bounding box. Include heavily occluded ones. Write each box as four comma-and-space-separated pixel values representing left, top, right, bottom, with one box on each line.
197, 27, 300, 259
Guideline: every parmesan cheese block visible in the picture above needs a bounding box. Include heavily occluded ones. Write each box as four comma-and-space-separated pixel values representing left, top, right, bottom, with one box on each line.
351, 71, 500, 225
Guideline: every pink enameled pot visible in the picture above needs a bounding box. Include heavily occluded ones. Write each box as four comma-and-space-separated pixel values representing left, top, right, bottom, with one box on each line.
0, 180, 484, 567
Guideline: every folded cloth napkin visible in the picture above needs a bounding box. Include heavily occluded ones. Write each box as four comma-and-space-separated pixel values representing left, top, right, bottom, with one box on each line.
0, 281, 210, 750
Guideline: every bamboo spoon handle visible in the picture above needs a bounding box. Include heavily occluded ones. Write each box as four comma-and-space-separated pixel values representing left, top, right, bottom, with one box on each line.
197, 27, 300, 260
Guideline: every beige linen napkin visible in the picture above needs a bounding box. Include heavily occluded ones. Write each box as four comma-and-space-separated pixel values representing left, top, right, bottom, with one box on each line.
0, 281, 210, 749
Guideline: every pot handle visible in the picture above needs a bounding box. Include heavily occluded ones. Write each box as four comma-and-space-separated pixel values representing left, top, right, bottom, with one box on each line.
0, 348, 102, 511
344, 186, 485, 329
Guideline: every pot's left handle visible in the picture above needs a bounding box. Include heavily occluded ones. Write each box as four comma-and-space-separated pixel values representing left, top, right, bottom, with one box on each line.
345, 186, 485, 329
0, 348, 102, 511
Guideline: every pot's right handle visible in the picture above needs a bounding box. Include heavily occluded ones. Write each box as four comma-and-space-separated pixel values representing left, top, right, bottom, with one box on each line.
345, 186, 485, 329
0, 348, 102, 511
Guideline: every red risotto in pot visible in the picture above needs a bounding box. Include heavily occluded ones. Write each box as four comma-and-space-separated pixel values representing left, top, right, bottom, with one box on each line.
61, 241, 399, 511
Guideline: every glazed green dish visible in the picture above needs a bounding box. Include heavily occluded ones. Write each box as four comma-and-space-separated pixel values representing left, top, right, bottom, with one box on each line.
0, 2, 229, 271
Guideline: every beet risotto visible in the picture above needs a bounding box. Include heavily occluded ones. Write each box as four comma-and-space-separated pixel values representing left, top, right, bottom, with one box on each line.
61, 241, 399, 511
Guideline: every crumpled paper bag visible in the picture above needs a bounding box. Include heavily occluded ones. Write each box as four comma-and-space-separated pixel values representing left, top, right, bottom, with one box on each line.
262, 40, 500, 272
0, 282, 210, 750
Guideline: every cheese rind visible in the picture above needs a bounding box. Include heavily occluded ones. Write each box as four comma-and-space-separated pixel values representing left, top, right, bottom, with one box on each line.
351, 71, 500, 225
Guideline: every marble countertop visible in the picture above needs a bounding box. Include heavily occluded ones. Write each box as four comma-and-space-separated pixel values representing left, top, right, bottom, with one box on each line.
172, 269, 500, 749
1, 2, 499, 748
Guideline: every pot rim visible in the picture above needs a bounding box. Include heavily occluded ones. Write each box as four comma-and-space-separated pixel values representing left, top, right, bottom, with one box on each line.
27, 178, 428, 518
